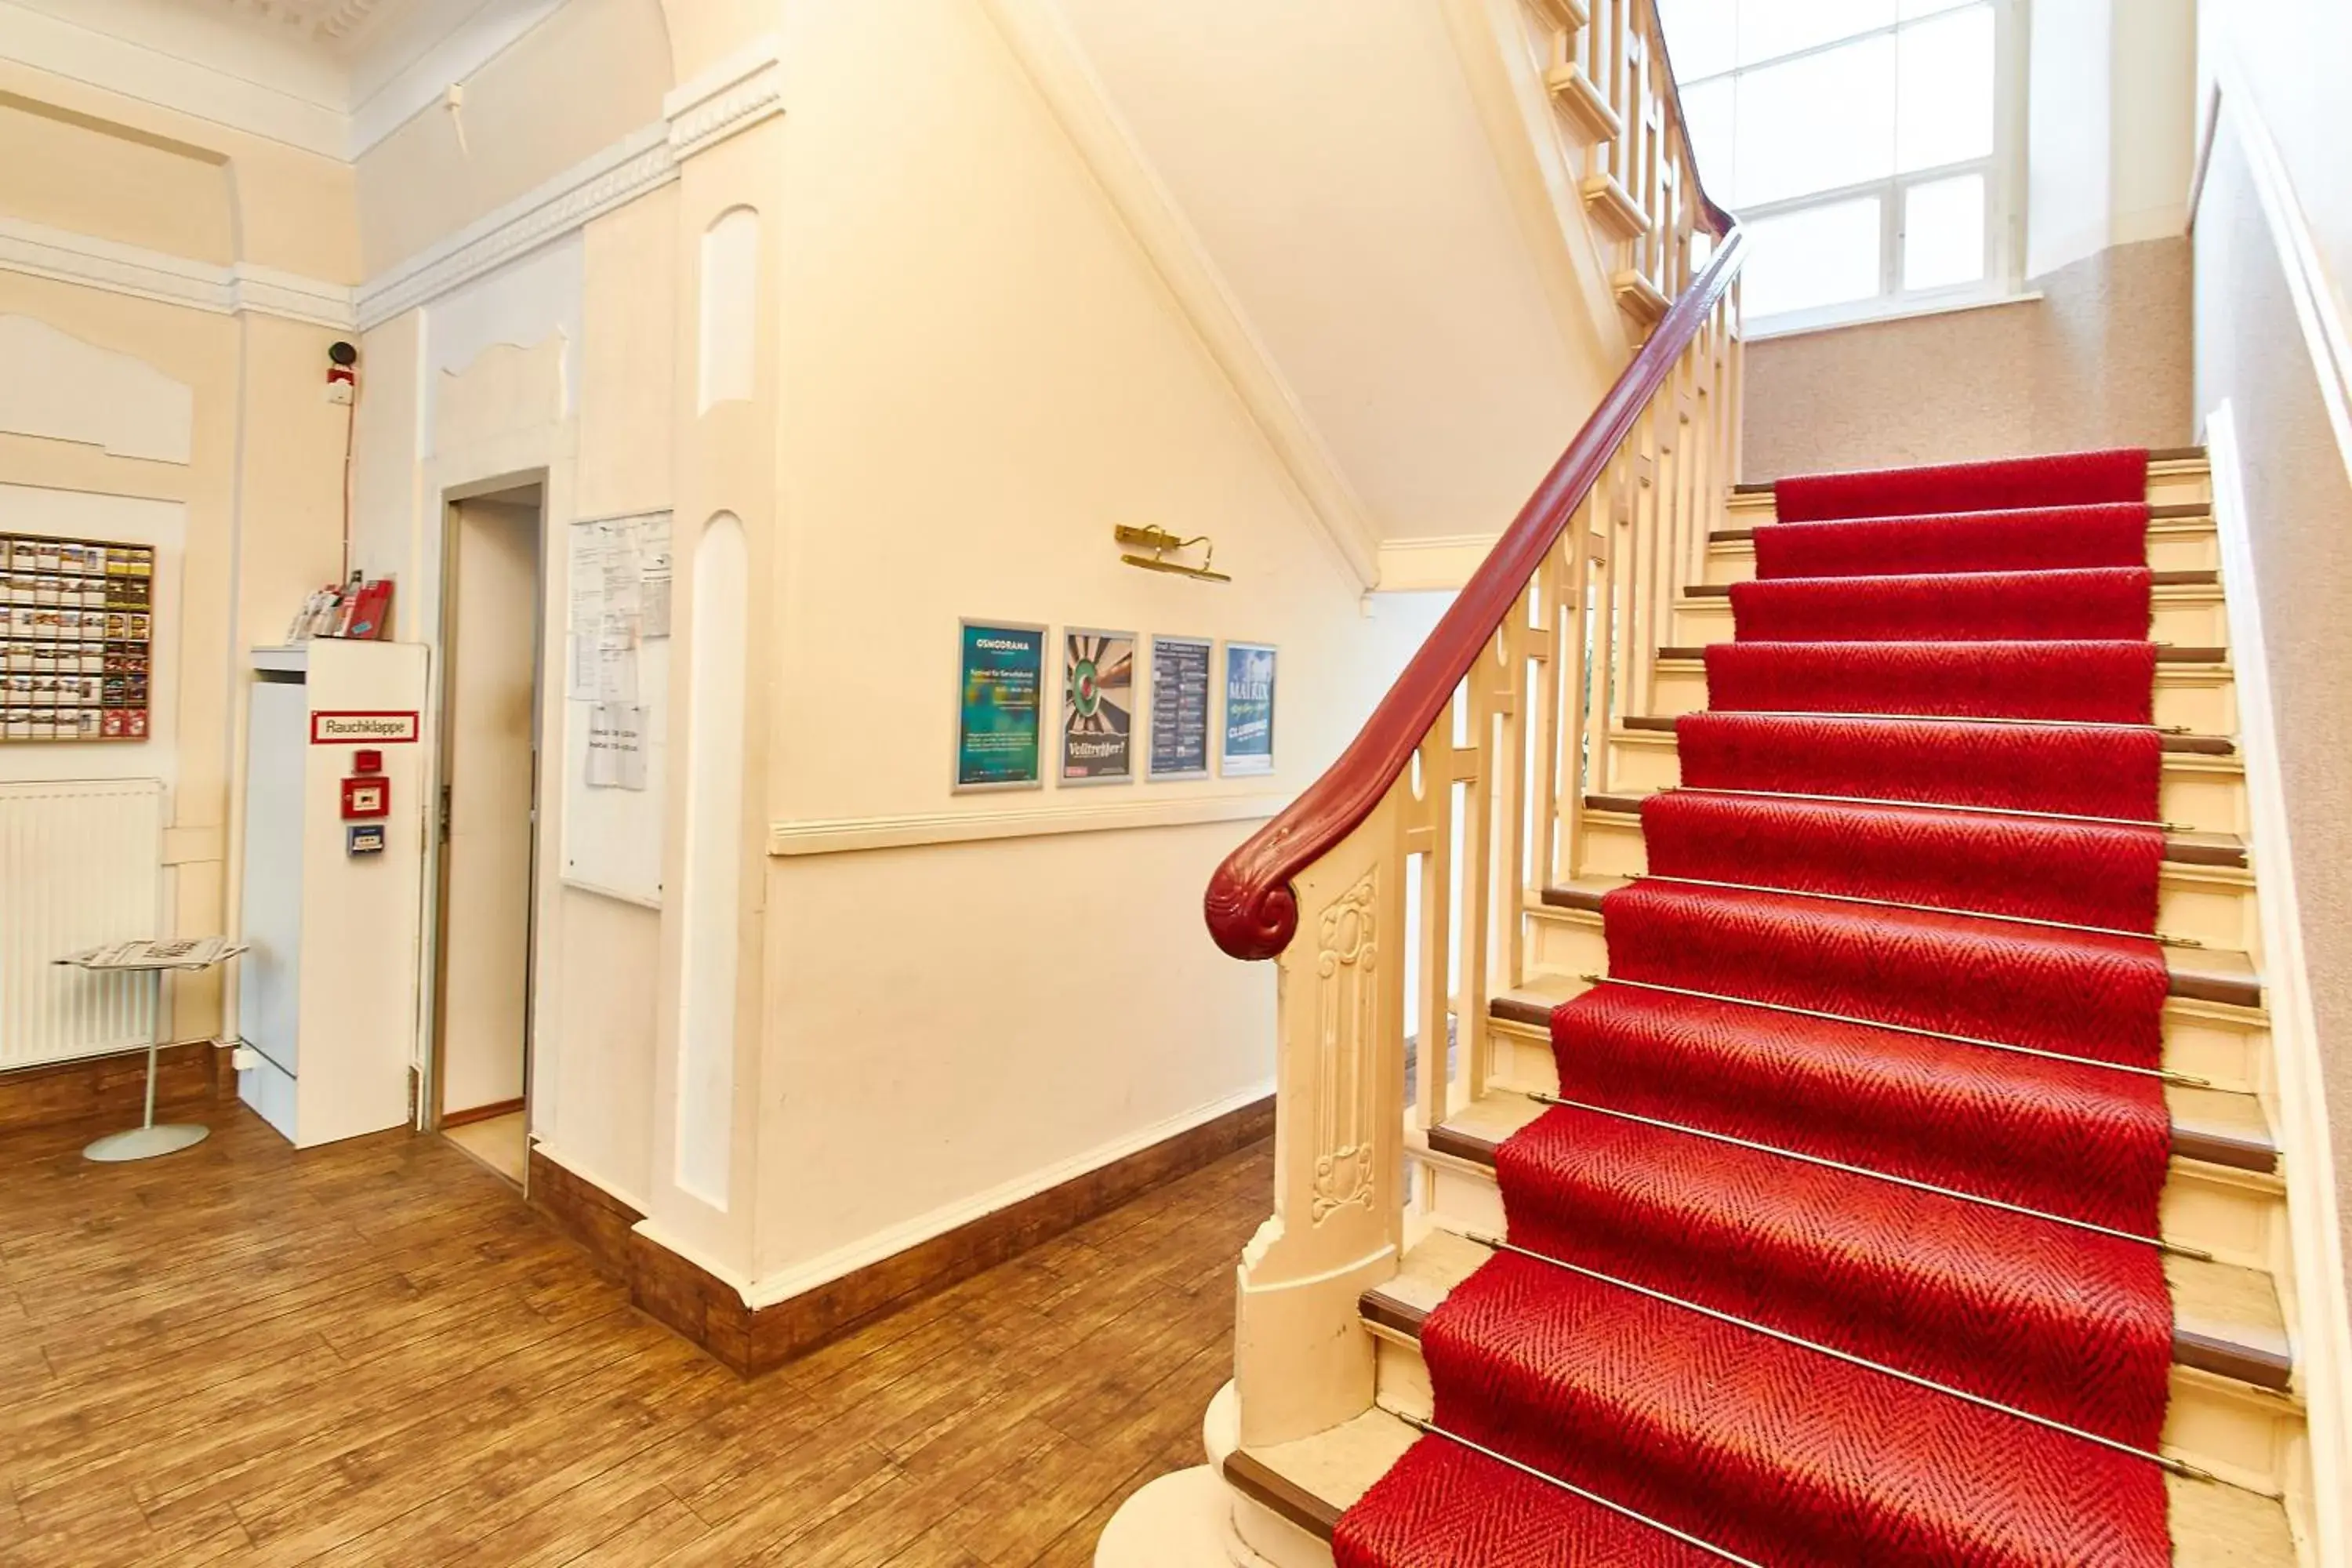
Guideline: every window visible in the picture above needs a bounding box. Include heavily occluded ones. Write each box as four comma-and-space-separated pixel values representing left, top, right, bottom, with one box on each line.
1659, 0, 2022, 333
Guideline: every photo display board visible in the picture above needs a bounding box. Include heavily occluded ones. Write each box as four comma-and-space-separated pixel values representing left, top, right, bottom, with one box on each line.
0, 532, 154, 742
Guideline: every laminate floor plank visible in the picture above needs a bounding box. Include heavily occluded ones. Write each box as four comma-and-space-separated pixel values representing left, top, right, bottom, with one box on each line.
0, 1103, 1265, 1566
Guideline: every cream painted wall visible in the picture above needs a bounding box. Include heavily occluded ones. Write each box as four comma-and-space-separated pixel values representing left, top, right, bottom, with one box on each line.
0, 61, 358, 281
352, 0, 670, 278
0, 276, 350, 1047
535, 183, 678, 1211
1052, 0, 1612, 546
0, 65, 357, 1068
0, 100, 234, 265
2027, 0, 2198, 279
2200, 0, 2352, 303
746, 0, 1451, 1285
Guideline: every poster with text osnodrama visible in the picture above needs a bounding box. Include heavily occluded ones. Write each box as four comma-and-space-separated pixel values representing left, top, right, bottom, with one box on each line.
955, 620, 1045, 790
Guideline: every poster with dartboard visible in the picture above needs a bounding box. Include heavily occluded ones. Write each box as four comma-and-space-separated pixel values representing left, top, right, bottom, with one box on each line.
1060, 627, 1134, 784
0, 532, 153, 742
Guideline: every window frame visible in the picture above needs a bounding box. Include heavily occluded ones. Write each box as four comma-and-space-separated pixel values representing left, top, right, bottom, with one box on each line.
1675, 0, 2030, 338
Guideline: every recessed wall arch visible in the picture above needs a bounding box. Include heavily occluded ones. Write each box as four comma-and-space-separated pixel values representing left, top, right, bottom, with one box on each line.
675, 509, 747, 1208
698, 206, 760, 412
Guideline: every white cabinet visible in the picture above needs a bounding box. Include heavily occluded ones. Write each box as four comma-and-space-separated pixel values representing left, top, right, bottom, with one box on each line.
237, 641, 427, 1147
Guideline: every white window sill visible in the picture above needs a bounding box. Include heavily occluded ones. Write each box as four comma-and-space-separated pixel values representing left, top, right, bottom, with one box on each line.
1744, 286, 2045, 342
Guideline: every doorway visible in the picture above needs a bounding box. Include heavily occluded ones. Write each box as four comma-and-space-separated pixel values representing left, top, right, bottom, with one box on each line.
431, 485, 543, 1185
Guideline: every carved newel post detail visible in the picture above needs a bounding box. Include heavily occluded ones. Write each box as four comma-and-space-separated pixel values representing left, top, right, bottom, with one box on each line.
1232, 800, 1407, 1447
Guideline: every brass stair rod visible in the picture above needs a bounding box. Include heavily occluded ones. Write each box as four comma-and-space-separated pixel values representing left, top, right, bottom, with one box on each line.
1701, 708, 2191, 735
1576, 973, 2209, 1087
1396, 1416, 1765, 1566
1635, 872, 2203, 949
1454, 1230, 2221, 1486
1666, 784, 2183, 832
1523, 1089, 2212, 1261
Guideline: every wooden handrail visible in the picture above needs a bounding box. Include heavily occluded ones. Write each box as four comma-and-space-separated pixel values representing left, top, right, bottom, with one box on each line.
1204, 223, 1747, 961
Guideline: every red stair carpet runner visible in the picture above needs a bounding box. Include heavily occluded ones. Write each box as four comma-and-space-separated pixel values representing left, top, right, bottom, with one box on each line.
1338, 449, 2185, 1566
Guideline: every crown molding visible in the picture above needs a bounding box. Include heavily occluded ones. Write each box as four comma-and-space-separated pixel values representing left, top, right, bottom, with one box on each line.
228, 261, 358, 328
662, 34, 783, 162
355, 123, 673, 328
0, 215, 358, 328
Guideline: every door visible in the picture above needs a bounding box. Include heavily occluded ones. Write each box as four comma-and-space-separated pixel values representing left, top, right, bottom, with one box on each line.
434, 493, 541, 1144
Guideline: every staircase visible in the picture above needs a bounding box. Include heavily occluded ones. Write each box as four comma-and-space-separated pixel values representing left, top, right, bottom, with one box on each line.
1160, 447, 2327, 1568
1086, 2, 2343, 1563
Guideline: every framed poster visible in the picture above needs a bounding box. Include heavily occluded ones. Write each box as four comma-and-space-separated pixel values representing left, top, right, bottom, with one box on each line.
1061, 627, 1135, 785
954, 619, 1047, 791
1147, 633, 1213, 781
1221, 641, 1276, 775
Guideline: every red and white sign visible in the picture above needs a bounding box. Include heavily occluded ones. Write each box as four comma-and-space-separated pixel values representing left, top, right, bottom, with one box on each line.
310, 710, 418, 744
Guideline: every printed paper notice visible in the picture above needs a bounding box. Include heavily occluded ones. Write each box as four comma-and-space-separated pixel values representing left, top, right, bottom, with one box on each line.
566, 522, 605, 700
586, 702, 647, 790
638, 514, 673, 638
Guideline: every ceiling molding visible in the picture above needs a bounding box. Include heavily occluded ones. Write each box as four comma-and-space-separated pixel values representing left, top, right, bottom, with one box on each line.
0, 0, 344, 154
355, 122, 673, 328
0, 215, 356, 327
662, 33, 782, 162
0, 0, 571, 161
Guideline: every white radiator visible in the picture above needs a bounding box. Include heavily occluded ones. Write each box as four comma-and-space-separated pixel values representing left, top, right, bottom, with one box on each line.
0, 779, 165, 1069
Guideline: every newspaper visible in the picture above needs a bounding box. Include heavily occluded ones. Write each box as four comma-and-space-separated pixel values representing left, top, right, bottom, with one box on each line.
56, 937, 249, 971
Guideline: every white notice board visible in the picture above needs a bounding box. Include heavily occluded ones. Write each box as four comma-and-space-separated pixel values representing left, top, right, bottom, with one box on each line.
561, 512, 670, 906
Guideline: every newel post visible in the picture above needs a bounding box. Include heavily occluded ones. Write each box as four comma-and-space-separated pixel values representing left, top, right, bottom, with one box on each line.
1232, 795, 1409, 1448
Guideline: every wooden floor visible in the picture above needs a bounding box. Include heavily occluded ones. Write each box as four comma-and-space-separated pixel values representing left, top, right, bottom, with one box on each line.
0, 1102, 1265, 1566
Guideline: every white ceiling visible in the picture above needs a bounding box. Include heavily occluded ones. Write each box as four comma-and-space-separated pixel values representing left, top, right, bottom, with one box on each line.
201, 0, 400, 45
0, 0, 563, 157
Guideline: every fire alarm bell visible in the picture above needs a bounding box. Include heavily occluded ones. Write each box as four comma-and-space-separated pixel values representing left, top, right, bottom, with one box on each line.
341, 775, 389, 821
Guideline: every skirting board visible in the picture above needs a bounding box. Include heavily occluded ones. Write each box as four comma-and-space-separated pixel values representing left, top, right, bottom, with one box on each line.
529, 1093, 1274, 1377
441, 1097, 525, 1130
0, 1039, 234, 1136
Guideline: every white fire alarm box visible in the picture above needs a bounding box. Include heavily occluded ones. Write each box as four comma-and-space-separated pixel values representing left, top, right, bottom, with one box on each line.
237, 641, 427, 1147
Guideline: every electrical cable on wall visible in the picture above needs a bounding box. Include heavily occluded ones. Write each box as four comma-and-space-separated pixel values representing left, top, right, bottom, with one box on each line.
329, 341, 358, 581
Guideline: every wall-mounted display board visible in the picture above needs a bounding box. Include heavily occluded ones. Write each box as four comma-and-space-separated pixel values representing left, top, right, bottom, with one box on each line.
561, 512, 670, 907
955, 620, 1046, 792
1221, 641, 1277, 776
0, 532, 154, 742
1060, 628, 1134, 785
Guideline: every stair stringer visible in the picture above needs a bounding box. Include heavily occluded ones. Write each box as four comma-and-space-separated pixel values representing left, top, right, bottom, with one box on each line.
2210, 405, 2352, 1567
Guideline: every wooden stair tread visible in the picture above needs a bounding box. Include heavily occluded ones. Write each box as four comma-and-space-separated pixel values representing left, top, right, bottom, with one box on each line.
1656, 645, 2230, 663
1522, 883, 2266, 1012
1365, 1226, 2291, 1393
1711, 501, 2215, 543
1222, 1390, 2294, 1565
1577, 789, 2246, 868
1683, 570, 2219, 597
1614, 712, 2239, 756
1409, 1105, 2289, 1388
